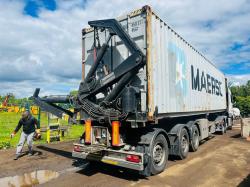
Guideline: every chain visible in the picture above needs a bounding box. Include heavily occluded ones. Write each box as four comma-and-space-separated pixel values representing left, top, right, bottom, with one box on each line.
96, 28, 101, 48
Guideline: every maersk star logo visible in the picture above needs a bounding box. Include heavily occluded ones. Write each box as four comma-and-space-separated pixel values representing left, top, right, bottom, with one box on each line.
168, 42, 188, 96
176, 58, 186, 89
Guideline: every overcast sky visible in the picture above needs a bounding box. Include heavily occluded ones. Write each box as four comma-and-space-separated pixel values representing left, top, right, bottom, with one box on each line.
0, 0, 250, 98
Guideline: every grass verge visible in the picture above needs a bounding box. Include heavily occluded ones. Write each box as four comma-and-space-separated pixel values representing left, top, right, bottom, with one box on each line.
0, 112, 84, 149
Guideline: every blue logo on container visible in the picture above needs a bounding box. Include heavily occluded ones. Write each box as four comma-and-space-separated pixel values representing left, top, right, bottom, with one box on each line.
168, 42, 188, 96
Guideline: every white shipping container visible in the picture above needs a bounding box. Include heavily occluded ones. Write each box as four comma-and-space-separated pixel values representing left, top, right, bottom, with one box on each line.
82, 6, 227, 120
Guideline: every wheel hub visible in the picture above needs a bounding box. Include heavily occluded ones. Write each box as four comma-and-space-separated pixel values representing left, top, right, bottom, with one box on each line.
181, 136, 188, 153
193, 130, 199, 147
153, 144, 165, 166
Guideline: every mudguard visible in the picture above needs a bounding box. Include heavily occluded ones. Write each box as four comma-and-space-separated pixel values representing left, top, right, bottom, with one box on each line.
137, 127, 169, 176
168, 124, 189, 156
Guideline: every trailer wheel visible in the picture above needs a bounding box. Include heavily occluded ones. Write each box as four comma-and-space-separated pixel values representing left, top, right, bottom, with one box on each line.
178, 128, 189, 159
228, 118, 233, 130
150, 134, 169, 175
224, 120, 228, 132
190, 126, 199, 152
221, 124, 226, 134
219, 120, 227, 135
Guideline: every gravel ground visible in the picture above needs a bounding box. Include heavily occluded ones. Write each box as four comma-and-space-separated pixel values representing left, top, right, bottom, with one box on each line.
0, 123, 249, 187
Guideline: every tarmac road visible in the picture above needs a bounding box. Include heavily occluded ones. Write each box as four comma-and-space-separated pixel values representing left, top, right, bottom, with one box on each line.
0, 124, 249, 187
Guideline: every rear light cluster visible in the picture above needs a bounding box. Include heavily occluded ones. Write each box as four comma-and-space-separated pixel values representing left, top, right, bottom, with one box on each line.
74, 145, 82, 152
126, 154, 141, 163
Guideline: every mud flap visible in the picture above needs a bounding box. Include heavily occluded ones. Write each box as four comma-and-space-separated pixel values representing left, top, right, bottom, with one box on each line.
168, 124, 186, 156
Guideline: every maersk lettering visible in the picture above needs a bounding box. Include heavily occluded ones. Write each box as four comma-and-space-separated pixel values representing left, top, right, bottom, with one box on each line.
200, 71, 206, 92
191, 65, 223, 96
191, 65, 200, 91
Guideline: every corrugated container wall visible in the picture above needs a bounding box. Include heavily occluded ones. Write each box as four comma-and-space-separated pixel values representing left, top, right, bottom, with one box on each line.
82, 6, 227, 120
147, 9, 227, 118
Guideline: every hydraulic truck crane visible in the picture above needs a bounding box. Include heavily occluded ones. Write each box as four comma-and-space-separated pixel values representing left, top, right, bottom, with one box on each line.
0, 93, 12, 112
32, 6, 233, 176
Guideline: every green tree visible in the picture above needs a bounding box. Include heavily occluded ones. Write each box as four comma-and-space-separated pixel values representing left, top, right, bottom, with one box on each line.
230, 80, 250, 117
70, 90, 78, 96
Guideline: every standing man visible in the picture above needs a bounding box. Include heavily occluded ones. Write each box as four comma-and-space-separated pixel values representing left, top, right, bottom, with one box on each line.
11, 111, 40, 160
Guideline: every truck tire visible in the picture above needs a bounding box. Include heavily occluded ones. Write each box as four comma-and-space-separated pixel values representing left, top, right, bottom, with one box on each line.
150, 134, 169, 175
224, 120, 228, 132
220, 120, 227, 135
178, 128, 189, 159
221, 124, 226, 135
228, 118, 233, 130
190, 126, 199, 152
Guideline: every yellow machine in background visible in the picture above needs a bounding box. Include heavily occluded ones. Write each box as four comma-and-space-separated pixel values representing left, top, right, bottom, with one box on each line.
7, 105, 39, 114
0, 92, 39, 114
46, 113, 61, 143
30, 106, 39, 115
0, 94, 12, 112
45, 113, 70, 143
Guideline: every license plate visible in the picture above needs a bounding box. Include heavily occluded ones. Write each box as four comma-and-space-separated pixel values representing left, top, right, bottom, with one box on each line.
92, 126, 109, 146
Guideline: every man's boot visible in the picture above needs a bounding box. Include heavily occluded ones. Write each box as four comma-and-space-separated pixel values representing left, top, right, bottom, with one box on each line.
14, 154, 20, 160
28, 150, 33, 156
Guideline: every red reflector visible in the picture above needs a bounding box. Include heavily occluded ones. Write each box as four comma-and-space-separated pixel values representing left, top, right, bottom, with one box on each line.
74, 145, 81, 152
126, 155, 141, 163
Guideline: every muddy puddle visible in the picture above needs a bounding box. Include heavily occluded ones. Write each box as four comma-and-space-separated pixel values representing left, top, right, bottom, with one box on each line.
0, 170, 59, 187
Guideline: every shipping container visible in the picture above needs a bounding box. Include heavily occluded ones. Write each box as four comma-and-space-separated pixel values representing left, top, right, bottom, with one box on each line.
82, 6, 227, 121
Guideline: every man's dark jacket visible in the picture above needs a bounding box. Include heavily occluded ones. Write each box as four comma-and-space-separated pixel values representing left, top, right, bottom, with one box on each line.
14, 116, 39, 134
